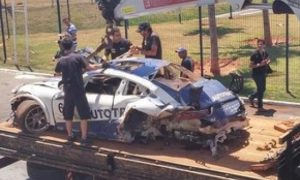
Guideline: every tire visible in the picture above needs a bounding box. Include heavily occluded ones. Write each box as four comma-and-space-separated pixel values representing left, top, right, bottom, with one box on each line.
15, 100, 49, 134
27, 162, 65, 180
73, 172, 94, 180
27, 162, 96, 180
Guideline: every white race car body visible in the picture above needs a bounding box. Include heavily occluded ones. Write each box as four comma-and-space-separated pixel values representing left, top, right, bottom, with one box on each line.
11, 58, 248, 145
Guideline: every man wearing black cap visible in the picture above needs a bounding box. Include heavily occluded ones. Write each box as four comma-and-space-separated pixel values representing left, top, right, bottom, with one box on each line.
131, 22, 162, 59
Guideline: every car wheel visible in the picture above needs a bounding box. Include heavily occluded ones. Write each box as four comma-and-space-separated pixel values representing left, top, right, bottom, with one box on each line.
15, 100, 49, 134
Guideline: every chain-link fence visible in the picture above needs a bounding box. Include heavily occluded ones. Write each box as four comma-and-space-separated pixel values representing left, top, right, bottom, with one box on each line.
218, 10, 300, 102
1, 1, 300, 102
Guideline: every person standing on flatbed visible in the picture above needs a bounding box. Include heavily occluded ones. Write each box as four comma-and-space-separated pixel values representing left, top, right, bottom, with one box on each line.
54, 39, 103, 146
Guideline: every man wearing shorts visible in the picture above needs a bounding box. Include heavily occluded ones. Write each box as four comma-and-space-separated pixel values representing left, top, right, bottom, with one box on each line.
55, 39, 101, 145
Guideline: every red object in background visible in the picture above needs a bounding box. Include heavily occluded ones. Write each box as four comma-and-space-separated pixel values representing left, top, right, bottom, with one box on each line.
143, 0, 196, 9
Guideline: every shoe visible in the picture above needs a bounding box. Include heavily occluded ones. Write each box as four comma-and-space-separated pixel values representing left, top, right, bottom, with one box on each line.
66, 134, 76, 144
80, 138, 90, 146
257, 107, 267, 112
248, 97, 255, 107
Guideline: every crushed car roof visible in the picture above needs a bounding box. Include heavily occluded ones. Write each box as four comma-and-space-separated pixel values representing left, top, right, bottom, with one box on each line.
108, 58, 170, 77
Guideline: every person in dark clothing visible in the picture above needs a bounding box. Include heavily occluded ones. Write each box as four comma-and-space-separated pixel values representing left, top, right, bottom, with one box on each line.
85, 25, 114, 63
175, 47, 194, 73
248, 39, 271, 112
54, 39, 101, 145
96, 0, 121, 26
131, 22, 162, 59
104, 27, 132, 59
62, 17, 77, 51
86, 26, 131, 61
53, 17, 77, 60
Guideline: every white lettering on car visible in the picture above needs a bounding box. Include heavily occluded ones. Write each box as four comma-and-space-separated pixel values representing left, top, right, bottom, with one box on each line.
211, 91, 232, 101
58, 103, 125, 120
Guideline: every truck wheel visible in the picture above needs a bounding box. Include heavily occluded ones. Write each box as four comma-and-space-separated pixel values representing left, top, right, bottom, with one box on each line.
73, 172, 94, 180
277, 140, 300, 180
15, 100, 49, 134
27, 162, 65, 180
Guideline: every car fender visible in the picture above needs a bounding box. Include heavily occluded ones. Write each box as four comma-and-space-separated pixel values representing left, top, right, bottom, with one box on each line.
11, 94, 54, 126
122, 97, 165, 119
120, 97, 194, 123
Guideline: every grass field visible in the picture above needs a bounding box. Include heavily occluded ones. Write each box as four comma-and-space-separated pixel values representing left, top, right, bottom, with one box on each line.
0, 1, 300, 102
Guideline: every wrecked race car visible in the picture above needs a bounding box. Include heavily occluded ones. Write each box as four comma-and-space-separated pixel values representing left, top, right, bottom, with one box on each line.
10, 58, 248, 156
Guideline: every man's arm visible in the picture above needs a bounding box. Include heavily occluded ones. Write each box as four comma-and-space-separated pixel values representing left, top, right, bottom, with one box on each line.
80, 55, 108, 71
264, 51, 271, 64
249, 54, 260, 69
85, 41, 106, 62
249, 54, 270, 69
141, 45, 157, 57
54, 62, 62, 76
141, 37, 158, 57
86, 61, 108, 71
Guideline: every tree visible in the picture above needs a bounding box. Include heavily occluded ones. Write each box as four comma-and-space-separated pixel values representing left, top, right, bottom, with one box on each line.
262, 0, 272, 46
208, 5, 220, 75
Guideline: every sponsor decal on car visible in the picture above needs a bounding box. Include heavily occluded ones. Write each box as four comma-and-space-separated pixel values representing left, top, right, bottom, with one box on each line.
58, 103, 125, 120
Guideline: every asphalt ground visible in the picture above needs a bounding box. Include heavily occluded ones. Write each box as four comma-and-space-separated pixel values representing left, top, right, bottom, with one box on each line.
0, 69, 300, 179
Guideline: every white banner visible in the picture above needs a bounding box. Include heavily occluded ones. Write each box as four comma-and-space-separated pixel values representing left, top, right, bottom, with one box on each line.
114, 0, 215, 19
283, 0, 300, 20
228, 0, 300, 20
114, 0, 300, 20
227, 0, 246, 10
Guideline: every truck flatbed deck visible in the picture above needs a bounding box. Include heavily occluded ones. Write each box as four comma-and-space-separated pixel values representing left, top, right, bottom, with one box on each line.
0, 117, 296, 180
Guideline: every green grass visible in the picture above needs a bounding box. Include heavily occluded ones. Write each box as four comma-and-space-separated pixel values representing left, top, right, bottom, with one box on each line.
1, 2, 300, 102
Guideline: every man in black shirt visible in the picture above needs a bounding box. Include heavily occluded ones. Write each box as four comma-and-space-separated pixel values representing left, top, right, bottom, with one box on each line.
55, 39, 100, 145
85, 25, 114, 63
104, 27, 132, 59
175, 47, 194, 73
131, 22, 162, 59
86, 26, 131, 62
248, 39, 271, 112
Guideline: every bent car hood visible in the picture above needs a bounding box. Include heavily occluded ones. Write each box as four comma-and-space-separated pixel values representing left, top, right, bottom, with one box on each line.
178, 79, 237, 107
178, 79, 244, 127
13, 77, 61, 95
32, 77, 61, 89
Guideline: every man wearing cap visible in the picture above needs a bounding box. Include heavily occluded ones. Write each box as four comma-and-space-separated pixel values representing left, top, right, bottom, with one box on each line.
131, 22, 162, 59
63, 17, 77, 52
176, 47, 194, 73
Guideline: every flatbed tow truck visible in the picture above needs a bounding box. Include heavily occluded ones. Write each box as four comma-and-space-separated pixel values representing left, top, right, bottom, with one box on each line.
0, 114, 299, 180
1, 1, 300, 178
